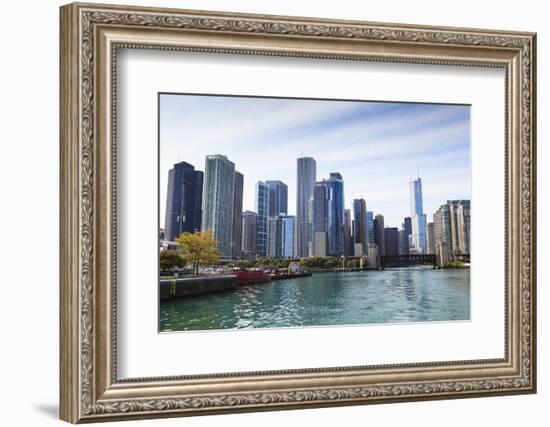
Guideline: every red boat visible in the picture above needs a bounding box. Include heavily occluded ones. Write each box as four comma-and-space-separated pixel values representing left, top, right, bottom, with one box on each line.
232, 269, 272, 286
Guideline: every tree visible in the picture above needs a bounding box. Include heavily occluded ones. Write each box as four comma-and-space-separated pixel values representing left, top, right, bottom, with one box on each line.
159, 251, 186, 271
175, 231, 221, 275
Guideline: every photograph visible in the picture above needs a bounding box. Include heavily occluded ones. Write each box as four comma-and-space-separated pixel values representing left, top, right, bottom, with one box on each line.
158, 94, 472, 332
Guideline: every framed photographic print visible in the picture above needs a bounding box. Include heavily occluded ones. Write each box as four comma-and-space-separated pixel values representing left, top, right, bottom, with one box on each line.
60, 2, 537, 423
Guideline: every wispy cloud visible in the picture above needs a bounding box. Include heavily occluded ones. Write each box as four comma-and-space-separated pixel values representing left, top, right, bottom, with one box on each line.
160, 94, 470, 228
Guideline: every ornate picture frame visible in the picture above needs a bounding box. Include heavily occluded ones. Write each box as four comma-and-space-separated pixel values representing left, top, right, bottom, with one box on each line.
60, 2, 536, 423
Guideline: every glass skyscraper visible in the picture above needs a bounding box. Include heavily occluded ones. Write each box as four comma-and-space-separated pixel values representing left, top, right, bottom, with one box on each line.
255, 181, 270, 257
201, 155, 238, 258
281, 215, 295, 258
325, 173, 344, 256
353, 198, 367, 253
401, 216, 412, 255
312, 181, 328, 257
241, 210, 257, 260
409, 177, 427, 254
267, 215, 283, 259
232, 172, 244, 259
296, 157, 316, 258
366, 211, 374, 244
311, 173, 344, 257
266, 180, 288, 216
164, 161, 203, 242
343, 209, 353, 256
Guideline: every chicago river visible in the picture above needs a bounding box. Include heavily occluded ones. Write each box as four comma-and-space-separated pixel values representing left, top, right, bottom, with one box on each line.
160, 267, 470, 332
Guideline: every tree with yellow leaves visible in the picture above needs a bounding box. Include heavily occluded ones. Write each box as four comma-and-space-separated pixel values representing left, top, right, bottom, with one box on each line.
175, 231, 221, 275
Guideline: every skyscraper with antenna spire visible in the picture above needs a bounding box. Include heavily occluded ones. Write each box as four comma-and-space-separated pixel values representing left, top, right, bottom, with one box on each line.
409, 175, 427, 254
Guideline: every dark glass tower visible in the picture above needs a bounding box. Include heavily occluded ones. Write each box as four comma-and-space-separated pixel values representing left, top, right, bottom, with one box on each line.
325, 173, 345, 256
353, 198, 367, 252
164, 161, 203, 242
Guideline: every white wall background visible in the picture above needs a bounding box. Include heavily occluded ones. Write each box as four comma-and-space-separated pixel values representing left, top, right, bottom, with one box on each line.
0, 0, 546, 426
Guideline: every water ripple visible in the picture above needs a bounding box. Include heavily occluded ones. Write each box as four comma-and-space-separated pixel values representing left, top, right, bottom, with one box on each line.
160, 268, 470, 332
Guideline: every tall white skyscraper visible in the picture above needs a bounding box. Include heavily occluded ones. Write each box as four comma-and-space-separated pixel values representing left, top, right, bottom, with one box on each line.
296, 157, 316, 258
409, 177, 427, 254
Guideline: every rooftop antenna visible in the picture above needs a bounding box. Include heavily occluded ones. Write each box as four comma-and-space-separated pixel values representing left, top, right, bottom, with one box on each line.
417, 166, 420, 179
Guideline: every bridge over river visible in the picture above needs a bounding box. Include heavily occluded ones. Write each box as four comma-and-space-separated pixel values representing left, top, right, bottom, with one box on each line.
380, 254, 437, 269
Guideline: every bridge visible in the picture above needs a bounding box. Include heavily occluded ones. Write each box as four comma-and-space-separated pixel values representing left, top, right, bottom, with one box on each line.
454, 253, 470, 263
380, 254, 437, 269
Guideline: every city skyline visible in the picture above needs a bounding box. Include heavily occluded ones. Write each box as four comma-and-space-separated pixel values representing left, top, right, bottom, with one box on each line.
160, 94, 471, 228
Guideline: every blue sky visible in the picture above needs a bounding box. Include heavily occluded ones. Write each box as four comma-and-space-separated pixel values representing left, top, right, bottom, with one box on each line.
160, 94, 470, 228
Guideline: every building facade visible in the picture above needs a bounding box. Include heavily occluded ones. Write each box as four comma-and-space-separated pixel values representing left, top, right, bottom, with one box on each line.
201, 155, 237, 258
164, 161, 203, 242
296, 157, 316, 258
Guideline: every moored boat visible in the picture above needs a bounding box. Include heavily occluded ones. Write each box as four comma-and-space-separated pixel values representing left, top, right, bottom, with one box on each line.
232, 269, 272, 286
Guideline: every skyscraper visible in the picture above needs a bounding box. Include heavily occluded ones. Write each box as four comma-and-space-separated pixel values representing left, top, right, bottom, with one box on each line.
456, 201, 471, 254
232, 172, 244, 259
267, 215, 283, 259
433, 203, 452, 251
266, 180, 288, 216
281, 215, 296, 258
296, 157, 316, 258
266, 214, 296, 259
164, 161, 203, 242
366, 211, 374, 244
241, 210, 257, 260
434, 200, 471, 255
353, 199, 367, 254
255, 181, 270, 257
312, 181, 328, 257
343, 209, 353, 256
398, 230, 407, 255
384, 227, 399, 256
374, 214, 385, 256
201, 155, 236, 258
427, 222, 436, 254
409, 177, 427, 254
401, 216, 412, 255
448, 200, 471, 254
325, 173, 345, 256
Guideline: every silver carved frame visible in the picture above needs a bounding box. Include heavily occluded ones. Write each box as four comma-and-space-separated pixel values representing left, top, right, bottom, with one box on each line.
59, 2, 537, 423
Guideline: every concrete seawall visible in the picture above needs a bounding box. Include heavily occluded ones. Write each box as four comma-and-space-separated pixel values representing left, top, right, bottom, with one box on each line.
160, 275, 236, 301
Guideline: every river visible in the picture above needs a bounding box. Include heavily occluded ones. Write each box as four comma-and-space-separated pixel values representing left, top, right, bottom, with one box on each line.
159, 267, 470, 332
